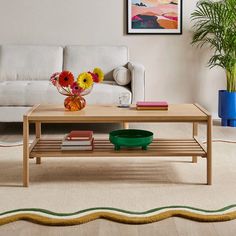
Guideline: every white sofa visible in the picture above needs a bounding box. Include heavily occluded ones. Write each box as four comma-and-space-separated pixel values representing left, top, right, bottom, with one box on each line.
0, 45, 145, 122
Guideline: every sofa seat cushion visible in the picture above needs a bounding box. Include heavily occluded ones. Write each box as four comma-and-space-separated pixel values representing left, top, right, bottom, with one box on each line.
0, 81, 132, 106
0, 107, 31, 122
0, 81, 64, 106
0, 45, 63, 81
86, 82, 132, 105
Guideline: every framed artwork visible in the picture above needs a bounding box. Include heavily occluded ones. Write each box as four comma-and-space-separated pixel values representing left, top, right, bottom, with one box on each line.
127, 0, 182, 35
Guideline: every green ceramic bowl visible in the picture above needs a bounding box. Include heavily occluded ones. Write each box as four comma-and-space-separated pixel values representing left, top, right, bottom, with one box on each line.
109, 129, 153, 150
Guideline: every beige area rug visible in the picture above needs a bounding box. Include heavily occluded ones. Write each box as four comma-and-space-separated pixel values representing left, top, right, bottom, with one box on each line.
0, 143, 236, 225
0, 139, 236, 225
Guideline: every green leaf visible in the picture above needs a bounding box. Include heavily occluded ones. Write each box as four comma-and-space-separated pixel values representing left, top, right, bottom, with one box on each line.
191, 0, 236, 91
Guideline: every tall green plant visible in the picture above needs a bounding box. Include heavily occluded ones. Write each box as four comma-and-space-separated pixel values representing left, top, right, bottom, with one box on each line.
191, 0, 236, 92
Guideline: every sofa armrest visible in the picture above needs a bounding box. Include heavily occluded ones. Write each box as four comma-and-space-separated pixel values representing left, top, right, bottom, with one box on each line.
128, 62, 145, 104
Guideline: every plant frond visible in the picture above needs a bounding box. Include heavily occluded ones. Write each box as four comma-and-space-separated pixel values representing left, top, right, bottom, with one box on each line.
191, 0, 236, 90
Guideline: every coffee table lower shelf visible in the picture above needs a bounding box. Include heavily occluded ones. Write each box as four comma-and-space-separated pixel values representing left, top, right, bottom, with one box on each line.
30, 138, 207, 158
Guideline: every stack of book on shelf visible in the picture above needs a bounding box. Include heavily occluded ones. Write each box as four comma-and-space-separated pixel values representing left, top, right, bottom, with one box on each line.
136, 101, 168, 110
61, 130, 94, 151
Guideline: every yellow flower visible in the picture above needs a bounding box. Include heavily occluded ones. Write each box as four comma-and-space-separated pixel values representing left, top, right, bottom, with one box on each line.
93, 68, 104, 83
77, 72, 94, 90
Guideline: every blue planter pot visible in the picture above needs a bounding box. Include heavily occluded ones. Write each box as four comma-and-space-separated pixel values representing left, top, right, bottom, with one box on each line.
218, 90, 236, 127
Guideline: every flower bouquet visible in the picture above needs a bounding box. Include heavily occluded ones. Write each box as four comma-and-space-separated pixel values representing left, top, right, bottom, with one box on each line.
50, 68, 104, 111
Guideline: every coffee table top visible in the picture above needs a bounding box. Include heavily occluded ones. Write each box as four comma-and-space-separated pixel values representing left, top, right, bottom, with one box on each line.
25, 104, 210, 123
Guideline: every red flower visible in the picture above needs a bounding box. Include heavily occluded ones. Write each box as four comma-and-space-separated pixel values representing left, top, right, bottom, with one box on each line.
59, 71, 74, 87
89, 72, 99, 83
70, 82, 84, 95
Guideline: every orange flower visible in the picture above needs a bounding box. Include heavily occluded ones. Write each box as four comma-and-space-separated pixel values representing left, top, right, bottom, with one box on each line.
59, 71, 74, 87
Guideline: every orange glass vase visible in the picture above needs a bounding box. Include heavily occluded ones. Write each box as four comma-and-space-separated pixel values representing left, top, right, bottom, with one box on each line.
64, 96, 86, 111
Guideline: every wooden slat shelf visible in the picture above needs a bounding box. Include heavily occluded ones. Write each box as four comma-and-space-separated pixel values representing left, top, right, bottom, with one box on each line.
30, 139, 207, 158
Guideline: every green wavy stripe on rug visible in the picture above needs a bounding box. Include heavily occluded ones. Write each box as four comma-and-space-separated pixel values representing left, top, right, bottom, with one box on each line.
0, 205, 236, 226
1, 205, 236, 217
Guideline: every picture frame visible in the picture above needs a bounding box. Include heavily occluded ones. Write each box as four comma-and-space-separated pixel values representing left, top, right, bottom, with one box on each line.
127, 0, 182, 35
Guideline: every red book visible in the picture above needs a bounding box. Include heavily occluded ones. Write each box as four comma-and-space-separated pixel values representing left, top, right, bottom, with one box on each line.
136, 101, 168, 107
63, 136, 93, 145
66, 130, 93, 141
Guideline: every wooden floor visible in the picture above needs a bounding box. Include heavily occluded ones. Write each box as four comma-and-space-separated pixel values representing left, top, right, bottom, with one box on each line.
0, 122, 236, 236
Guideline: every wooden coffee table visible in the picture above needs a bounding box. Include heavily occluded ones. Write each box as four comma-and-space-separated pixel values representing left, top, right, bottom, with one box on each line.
23, 104, 212, 187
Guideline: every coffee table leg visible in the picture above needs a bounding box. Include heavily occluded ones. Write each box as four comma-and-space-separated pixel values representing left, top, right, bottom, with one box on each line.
23, 116, 29, 187
207, 116, 212, 185
123, 122, 129, 129
35, 122, 41, 164
192, 122, 198, 163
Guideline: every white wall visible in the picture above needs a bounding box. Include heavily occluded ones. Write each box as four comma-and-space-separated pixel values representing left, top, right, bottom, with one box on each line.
0, 0, 225, 115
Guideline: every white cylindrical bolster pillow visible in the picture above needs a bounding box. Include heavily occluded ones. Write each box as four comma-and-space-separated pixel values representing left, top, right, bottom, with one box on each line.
113, 67, 131, 86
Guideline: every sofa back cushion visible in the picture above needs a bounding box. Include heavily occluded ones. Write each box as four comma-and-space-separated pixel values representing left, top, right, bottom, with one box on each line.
0, 45, 63, 81
63, 46, 129, 81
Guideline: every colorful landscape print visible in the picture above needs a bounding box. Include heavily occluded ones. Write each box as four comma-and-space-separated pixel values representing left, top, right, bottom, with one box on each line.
130, 0, 180, 32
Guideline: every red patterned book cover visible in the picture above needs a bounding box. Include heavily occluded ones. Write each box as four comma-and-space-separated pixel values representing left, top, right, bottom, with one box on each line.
66, 131, 93, 141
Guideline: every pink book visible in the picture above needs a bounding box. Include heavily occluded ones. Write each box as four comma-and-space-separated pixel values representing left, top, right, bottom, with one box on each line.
136, 101, 168, 107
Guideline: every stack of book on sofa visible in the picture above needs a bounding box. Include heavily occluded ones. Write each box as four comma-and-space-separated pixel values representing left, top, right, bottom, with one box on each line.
136, 101, 168, 110
61, 130, 94, 151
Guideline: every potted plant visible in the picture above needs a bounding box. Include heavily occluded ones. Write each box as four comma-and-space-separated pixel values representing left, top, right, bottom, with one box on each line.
191, 0, 236, 127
